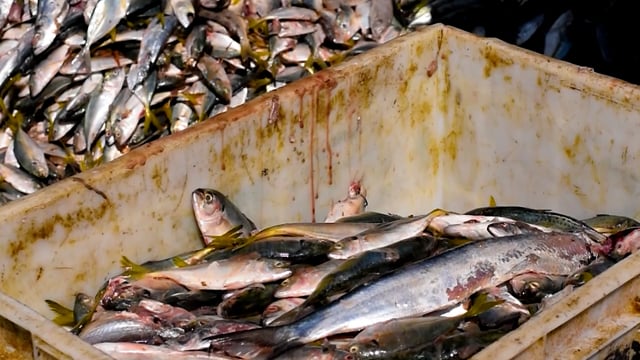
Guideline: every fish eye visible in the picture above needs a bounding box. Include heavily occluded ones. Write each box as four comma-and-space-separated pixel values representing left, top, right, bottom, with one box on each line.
280, 279, 290, 286
349, 345, 359, 353
333, 243, 343, 250
275, 261, 287, 268
204, 192, 214, 203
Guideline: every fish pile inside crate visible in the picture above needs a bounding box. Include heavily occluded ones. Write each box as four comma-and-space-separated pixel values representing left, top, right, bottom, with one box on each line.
46, 183, 640, 359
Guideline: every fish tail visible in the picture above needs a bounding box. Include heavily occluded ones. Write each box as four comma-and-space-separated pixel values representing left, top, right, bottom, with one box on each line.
45, 299, 75, 326
207, 326, 302, 360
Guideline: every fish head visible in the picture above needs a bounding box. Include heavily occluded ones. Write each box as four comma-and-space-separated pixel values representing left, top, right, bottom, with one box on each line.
328, 236, 360, 259
609, 227, 640, 259
192, 188, 226, 232
348, 341, 387, 359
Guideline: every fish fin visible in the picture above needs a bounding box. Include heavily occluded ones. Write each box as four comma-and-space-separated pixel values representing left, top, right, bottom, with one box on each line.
120, 255, 150, 277
207, 325, 301, 359
488, 195, 496, 207
172, 256, 190, 268
465, 291, 505, 318
267, 305, 313, 327
45, 300, 75, 326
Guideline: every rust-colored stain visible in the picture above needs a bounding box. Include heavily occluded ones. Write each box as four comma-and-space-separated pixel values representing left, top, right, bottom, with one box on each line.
427, 59, 438, 77
563, 134, 582, 160
150, 164, 164, 191
0, 317, 32, 360
483, 45, 514, 78
11, 201, 112, 258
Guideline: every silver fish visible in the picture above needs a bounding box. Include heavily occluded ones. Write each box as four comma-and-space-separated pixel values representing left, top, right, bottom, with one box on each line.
85, 67, 126, 148
32, 0, 70, 55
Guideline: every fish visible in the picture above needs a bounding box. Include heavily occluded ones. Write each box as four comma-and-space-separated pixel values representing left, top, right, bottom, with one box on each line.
262, 298, 306, 326
581, 214, 640, 235
13, 126, 49, 178
275, 260, 345, 298
464, 206, 607, 243
207, 232, 593, 358
507, 273, 567, 302
75, 0, 130, 73
324, 181, 368, 222
191, 188, 257, 241
84, 67, 126, 148
32, 0, 70, 55
94, 342, 235, 359
272, 234, 439, 326
217, 283, 279, 319
78, 311, 163, 344
252, 222, 383, 242
170, 0, 196, 29
147, 253, 291, 291
329, 214, 434, 259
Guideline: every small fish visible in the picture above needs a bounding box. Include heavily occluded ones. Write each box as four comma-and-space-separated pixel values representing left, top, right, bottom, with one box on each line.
74, 0, 130, 73
170, 0, 196, 29
192, 188, 257, 241
508, 273, 567, 302
262, 298, 306, 326
544, 10, 573, 60
127, 15, 178, 91
0, 162, 43, 194
93, 342, 233, 360
196, 55, 232, 104
252, 222, 377, 242
465, 206, 607, 244
516, 14, 544, 45
324, 181, 368, 223
32, 0, 70, 55
30, 43, 72, 97
217, 283, 278, 319
335, 212, 403, 224
329, 214, 433, 259
581, 214, 640, 235
84, 67, 126, 148
78, 311, 162, 344
148, 253, 291, 291
13, 127, 49, 178
275, 260, 345, 298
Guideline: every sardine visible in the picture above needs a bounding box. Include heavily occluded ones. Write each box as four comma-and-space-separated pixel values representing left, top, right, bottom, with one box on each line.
581, 214, 640, 235
94, 342, 234, 360
32, 0, 70, 55
13, 127, 49, 178
78, 311, 162, 344
85, 67, 126, 148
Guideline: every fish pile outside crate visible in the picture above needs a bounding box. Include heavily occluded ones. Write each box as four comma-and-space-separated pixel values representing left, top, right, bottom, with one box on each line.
46, 182, 640, 359
2, 0, 634, 207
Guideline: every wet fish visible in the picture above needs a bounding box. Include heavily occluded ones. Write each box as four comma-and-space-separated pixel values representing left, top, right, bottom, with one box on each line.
78, 311, 162, 344
275, 260, 345, 298
94, 342, 234, 359
85, 67, 126, 148
32, 0, 70, 55
13, 126, 49, 178
252, 222, 379, 242
508, 273, 566, 302
329, 214, 434, 259
581, 214, 640, 235
217, 283, 278, 319
207, 232, 593, 358
148, 253, 291, 291
192, 188, 257, 241
262, 298, 306, 326
324, 181, 368, 222
464, 206, 607, 243
0, 162, 43, 194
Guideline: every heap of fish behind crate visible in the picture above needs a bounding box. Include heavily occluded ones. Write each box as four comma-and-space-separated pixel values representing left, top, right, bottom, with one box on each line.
0, 0, 604, 206
46, 182, 640, 359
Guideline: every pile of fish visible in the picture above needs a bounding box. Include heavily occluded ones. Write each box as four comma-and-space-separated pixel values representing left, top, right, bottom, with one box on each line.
0, 0, 408, 205
46, 182, 640, 359
3, 0, 637, 206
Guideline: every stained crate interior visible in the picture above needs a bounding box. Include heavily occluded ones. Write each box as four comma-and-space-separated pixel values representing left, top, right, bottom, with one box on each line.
1, 25, 640, 359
